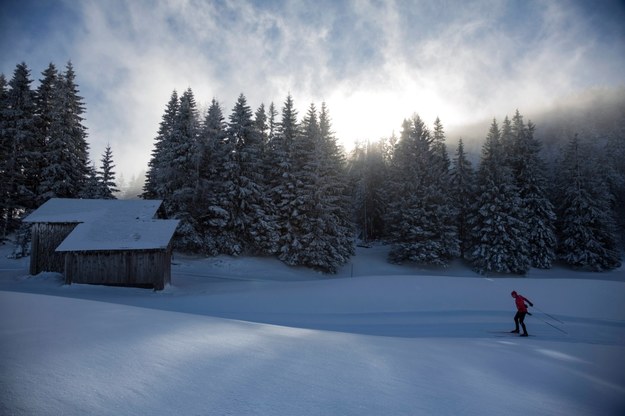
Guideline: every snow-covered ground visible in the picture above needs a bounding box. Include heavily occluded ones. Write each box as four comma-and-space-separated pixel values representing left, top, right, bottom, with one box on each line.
1, 242, 624, 415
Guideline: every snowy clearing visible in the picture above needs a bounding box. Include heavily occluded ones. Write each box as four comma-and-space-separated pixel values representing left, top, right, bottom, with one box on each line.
1, 243, 624, 415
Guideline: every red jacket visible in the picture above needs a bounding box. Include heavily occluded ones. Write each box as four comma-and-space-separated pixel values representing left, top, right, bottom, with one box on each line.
513, 294, 532, 312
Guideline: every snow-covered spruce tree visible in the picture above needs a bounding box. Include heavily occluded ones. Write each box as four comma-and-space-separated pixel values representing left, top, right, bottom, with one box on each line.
347, 143, 367, 238
80, 164, 103, 199
263, 101, 279, 183
509, 111, 556, 268
2, 63, 38, 236
267, 102, 278, 141
432, 117, 451, 171
0, 74, 9, 238
450, 138, 475, 259
39, 61, 90, 201
385, 115, 459, 266
165, 88, 203, 251
196, 98, 234, 255
315, 103, 354, 271
385, 117, 428, 263
427, 116, 458, 257
277, 104, 320, 268
262, 101, 279, 189
225, 94, 276, 255
254, 102, 280, 254
253, 103, 269, 159
267, 94, 300, 262
500, 116, 513, 158
34, 64, 58, 138
253, 104, 274, 207
279, 103, 353, 273
33, 63, 59, 205
348, 139, 388, 242
193, 98, 229, 256
254, 103, 269, 145
603, 128, 625, 246
468, 119, 530, 275
143, 90, 179, 200
97, 144, 119, 199
375, 131, 398, 238
554, 135, 621, 271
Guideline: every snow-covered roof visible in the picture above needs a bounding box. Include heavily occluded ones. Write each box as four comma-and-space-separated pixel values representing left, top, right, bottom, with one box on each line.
23, 198, 162, 223
55, 219, 180, 252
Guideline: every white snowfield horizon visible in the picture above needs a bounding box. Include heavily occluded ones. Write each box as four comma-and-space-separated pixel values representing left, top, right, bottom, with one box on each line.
1, 243, 624, 415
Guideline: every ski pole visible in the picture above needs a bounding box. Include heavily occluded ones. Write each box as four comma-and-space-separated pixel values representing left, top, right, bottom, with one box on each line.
530, 314, 568, 335
533, 306, 565, 324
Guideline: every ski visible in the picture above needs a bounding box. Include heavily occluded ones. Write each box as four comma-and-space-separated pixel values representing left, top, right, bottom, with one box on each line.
487, 331, 536, 337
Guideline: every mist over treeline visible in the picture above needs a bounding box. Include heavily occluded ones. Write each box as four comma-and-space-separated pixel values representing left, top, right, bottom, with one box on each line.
2, 61, 623, 274
448, 87, 625, 162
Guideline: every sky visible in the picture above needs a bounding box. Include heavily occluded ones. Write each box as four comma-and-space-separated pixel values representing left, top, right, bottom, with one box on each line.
2, 0, 625, 182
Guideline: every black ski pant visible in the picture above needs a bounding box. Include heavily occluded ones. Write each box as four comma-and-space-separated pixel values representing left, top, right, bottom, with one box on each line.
514, 311, 528, 335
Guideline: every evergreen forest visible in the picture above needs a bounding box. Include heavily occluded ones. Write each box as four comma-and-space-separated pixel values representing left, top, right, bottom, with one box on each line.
1, 62, 623, 274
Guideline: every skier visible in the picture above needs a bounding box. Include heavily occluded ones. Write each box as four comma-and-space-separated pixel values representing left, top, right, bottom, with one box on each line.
510, 291, 533, 337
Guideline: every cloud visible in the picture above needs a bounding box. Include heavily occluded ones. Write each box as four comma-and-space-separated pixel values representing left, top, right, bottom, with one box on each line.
1, 0, 624, 181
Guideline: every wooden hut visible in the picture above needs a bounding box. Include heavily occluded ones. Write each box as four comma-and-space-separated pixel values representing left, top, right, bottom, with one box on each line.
27, 221, 77, 275
22, 198, 168, 282
56, 219, 179, 290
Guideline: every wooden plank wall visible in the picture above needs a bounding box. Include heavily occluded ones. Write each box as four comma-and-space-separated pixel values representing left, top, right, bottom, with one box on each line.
30, 223, 78, 275
63, 248, 172, 290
